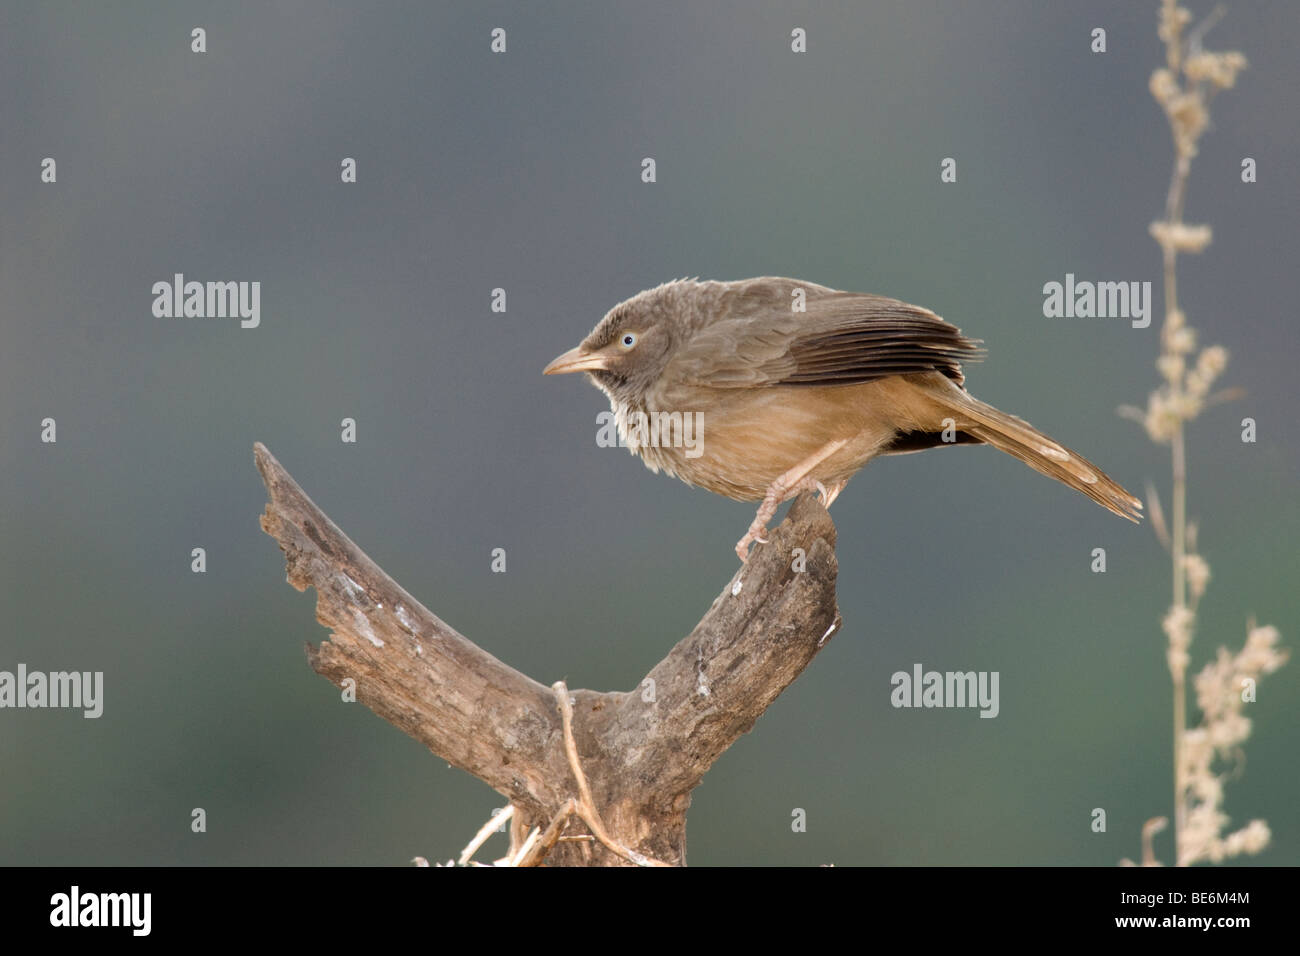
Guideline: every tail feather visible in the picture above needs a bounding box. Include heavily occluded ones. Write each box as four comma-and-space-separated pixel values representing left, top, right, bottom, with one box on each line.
950, 395, 1143, 522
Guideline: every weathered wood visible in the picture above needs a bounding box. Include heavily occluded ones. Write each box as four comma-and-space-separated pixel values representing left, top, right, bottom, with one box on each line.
255, 442, 840, 865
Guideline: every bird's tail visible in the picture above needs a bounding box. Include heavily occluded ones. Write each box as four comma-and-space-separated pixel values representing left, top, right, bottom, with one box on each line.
946, 391, 1143, 522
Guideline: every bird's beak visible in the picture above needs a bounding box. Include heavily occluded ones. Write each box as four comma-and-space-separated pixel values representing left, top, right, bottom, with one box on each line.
543, 345, 610, 375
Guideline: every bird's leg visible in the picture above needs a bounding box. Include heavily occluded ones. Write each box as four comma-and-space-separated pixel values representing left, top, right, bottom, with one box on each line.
735, 439, 848, 561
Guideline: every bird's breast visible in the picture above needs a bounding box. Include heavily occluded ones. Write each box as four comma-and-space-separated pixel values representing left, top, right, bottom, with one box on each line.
615, 379, 933, 501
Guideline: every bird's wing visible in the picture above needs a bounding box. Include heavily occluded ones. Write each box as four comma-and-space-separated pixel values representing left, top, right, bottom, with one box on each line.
666, 284, 985, 389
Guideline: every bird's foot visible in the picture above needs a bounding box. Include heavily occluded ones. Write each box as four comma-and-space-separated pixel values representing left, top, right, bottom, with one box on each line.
787, 476, 846, 508
801, 477, 831, 503
736, 443, 849, 562
737, 492, 783, 562
814, 478, 846, 508
735, 524, 769, 562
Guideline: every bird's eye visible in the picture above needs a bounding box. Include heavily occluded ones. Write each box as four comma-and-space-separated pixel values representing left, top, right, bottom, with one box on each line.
620, 332, 637, 349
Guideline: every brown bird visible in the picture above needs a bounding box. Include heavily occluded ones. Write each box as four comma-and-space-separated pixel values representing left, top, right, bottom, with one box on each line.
545, 277, 1142, 561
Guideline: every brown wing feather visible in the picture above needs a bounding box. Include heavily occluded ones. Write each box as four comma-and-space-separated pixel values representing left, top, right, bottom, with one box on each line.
667, 281, 984, 389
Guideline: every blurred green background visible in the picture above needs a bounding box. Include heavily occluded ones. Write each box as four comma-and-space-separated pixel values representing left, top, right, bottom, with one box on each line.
2, 1, 1296, 866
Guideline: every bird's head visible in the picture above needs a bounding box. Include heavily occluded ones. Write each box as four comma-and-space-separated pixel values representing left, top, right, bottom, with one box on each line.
543, 283, 689, 403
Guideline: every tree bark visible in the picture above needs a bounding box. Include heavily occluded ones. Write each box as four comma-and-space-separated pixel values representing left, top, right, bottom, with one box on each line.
255, 441, 840, 865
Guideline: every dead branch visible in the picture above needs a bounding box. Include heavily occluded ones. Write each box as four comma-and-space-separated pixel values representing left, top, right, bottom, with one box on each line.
255, 441, 840, 865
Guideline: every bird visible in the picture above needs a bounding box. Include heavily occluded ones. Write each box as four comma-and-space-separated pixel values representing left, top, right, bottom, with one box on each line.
544, 277, 1142, 561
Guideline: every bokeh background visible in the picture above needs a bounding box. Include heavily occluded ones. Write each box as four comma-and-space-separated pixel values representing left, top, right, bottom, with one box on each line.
2, 1, 1296, 866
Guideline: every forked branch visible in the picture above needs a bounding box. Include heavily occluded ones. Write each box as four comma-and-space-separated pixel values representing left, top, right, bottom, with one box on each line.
255, 441, 840, 865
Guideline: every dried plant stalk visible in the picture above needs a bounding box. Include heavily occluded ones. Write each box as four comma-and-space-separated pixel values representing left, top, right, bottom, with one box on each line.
1128, 0, 1285, 867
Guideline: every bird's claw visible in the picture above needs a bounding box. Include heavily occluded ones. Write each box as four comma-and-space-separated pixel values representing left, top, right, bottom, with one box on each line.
734, 527, 770, 562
